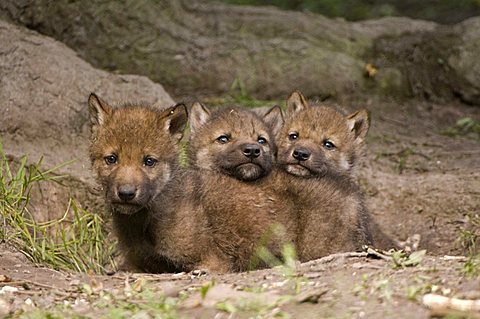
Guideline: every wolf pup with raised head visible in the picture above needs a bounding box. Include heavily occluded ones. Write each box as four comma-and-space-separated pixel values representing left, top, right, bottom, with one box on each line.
89, 93, 218, 273
276, 91, 394, 261
188, 104, 296, 271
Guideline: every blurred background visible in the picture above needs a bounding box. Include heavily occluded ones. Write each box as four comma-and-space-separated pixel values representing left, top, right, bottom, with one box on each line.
220, 0, 480, 24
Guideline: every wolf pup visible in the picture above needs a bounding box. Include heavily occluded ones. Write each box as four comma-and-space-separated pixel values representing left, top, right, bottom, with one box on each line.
88, 93, 219, 273
276, 91, 394, 261
188, 103, 296, 271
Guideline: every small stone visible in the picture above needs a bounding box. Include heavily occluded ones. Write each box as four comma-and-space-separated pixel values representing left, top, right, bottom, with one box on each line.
0, 286, 19, 294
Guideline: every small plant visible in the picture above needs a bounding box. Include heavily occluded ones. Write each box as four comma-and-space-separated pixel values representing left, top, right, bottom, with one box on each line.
372, 276, 392, 303
200, 281, 214, 300
441, 117, 480, 139
396, 148, 413, 174
462, 254, 480, 278
375, 147, 419, 174
352, 274, 370, 300
204, 78, 282, 109
216, 294, 282, 317
391, 249, 427, 269
404, 275, 434, 301
0, 143, 115, 273
458, 229, 477, 254
19, 280, 182, 318
114, 285, 180, 318
250, 223, 289, 269
353, 274, 393, 303
216, 301, 237, 314
406, 285, 423, 301
251, 224, 305, 293
458, 212, 479, 251
458, 213, 480, 277
228, 78, 279, 108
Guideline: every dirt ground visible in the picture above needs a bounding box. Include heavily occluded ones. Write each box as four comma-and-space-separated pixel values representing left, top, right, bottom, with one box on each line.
1, 242, 478, 319
1, 94, 479, 318
359, 97, 479, 257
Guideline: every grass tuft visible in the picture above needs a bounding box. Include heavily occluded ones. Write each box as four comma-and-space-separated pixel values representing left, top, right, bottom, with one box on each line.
0, 143, 115, 274
458, 212, 480, 277
203, 77, 282, 109
441, 117, 480, 139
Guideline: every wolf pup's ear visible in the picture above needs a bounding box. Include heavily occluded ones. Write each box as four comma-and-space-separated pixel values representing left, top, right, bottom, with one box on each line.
263, 105, 284, 137
346, 109, 370, 144
88, 93, 112, 126
286, 90, 309, 116
161, 103, 188, 141
189, 102, 210, 135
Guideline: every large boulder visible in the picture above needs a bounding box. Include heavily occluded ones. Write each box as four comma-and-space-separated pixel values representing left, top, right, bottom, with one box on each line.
447, 17, 480, 104
5, 0, 474, 102
367, 16, 480, 105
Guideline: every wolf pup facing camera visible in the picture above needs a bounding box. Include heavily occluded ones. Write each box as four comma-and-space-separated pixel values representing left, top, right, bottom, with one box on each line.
188, 103, 296, 271
276, 91, 395, 261
88, 94, 221, 273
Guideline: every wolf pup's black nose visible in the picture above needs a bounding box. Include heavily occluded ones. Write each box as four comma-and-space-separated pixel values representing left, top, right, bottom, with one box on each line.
293, 148, 311, 161
118, 184, 137, 201
242, 144, 261, 158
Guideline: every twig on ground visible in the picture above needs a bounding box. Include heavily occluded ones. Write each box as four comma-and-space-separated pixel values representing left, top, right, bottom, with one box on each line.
365, 247, 393, 261
300, 252, 369, 268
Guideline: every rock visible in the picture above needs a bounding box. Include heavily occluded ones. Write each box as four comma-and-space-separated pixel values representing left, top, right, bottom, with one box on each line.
2, 0, 471, 103
446, 17, 480, 104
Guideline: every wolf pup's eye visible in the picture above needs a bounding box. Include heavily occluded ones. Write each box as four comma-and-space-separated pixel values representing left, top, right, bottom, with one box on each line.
217, 135, 230, 144
288, 132, 299, 141
323, 140, 336, 150
104, 154, 117, 165
143, 157, 158, 167
258, 136, 267, 144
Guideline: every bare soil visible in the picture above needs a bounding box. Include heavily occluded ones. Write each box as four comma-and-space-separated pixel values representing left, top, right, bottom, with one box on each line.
1, 95, 479, 318
0, 246, 477, 318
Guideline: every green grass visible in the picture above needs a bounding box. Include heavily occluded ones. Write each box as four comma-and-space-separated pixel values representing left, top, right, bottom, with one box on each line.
178, 141, 189, 168
458, 212, 480, 277
14, 282, 182, 319
353, 274, 393, 303
391, 249, 427, 269
404, 275, 435, 302
204, 78, 282, 109
0, 143, 116, 274
441, 117, 480, 140
250, 224, 305, 294
395, 148, 413, 174
463, 254, 480, 278
250, 224, 297, 269
375, 147, 417, 174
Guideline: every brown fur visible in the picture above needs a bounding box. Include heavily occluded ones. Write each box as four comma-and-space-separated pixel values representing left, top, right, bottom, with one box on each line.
88, 94, 224, 273
282, 91, 370, 178
276, 91, 395, 261
188, 104, 296, 271
188, 104, 276, 181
